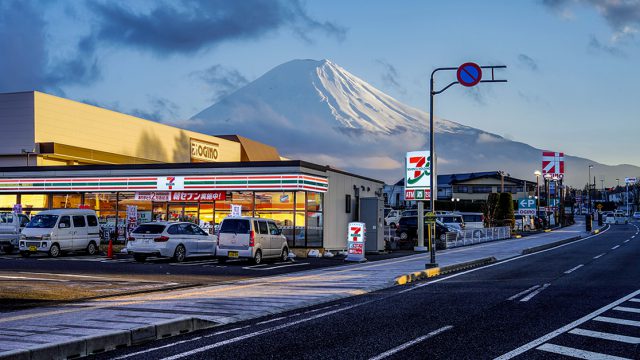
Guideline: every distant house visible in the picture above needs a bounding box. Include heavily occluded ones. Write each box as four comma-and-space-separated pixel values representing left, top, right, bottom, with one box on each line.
384, 171, 537, 208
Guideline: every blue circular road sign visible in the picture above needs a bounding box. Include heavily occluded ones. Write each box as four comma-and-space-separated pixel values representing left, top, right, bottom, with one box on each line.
457, 62, 482, 87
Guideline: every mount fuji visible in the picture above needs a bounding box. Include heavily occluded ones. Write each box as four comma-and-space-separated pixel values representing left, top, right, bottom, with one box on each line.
190, 59, 639, 187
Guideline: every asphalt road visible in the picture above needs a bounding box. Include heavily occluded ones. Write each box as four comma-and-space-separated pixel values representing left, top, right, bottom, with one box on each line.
92, 221, 640, 360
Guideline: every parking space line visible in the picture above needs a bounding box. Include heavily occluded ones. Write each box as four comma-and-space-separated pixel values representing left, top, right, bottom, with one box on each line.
536, 343, 630, 360
568, 328, 640, 344
170, 259, 219, 266
242, 263, 309, 271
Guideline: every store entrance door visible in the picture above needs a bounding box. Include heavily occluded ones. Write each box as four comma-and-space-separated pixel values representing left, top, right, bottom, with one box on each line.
168, 204, 199, 223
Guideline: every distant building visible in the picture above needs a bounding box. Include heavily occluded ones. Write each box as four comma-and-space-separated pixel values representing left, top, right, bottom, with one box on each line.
384, 171, 536, 208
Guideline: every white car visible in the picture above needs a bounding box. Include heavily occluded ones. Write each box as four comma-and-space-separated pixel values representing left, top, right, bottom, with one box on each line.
605, 212, 629, 225
384, 210, 402, 227
127, 222, 216, 262
633, 211, 640, 220
216, 217, 289, 265
19, 209, 100, 258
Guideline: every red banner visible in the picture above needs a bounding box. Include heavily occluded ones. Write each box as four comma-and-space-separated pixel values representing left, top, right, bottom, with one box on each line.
170, 192, 226, 202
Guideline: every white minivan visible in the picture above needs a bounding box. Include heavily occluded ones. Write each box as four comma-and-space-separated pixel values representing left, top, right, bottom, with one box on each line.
217, 217, 289, 264
19, 209, 100, 257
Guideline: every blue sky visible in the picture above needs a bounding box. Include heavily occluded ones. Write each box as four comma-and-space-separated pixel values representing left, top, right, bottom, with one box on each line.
1, 0, 639, 167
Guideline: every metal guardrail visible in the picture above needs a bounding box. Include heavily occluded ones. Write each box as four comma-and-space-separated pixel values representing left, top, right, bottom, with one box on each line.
445, 226, 511, 248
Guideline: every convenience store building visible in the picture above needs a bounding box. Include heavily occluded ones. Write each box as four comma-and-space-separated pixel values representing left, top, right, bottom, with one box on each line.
0, 91, 384, 250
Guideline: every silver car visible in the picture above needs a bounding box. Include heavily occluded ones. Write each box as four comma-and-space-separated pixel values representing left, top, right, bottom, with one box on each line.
216, 217, 289, 265
127, 222, 216, 262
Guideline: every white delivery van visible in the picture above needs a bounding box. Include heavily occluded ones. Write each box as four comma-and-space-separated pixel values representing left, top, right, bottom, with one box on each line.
0, 212, 30, 253
19, 209, 100, 257
216, 217, 289, 265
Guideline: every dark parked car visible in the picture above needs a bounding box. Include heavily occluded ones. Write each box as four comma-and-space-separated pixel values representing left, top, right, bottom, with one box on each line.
394, 216, 451, 249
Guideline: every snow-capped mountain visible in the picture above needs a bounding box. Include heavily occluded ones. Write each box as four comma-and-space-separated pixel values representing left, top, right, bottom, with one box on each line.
190, 59, 639, 187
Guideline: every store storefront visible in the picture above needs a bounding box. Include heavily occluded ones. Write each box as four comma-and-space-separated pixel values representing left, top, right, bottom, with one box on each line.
0, 161, 383, 250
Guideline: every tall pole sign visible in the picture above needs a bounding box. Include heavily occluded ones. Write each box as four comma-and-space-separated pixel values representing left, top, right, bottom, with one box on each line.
428, 62, 506, 268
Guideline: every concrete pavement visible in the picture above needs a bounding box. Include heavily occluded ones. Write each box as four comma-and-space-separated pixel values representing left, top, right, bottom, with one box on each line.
0, 220, 598, 359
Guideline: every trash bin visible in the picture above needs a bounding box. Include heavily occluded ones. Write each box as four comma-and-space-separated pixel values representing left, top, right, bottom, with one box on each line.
585, 214, 592, 232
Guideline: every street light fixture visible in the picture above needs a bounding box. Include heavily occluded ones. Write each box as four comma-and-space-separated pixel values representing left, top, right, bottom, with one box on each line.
451, 197, 460, 211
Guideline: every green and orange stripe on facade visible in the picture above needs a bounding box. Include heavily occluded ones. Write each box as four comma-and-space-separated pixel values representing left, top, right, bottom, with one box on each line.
0, 174, 328, 193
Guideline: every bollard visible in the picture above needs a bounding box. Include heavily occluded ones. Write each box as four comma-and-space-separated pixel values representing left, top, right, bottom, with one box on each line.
107, 238, 114, 259
585, 214, 592, 232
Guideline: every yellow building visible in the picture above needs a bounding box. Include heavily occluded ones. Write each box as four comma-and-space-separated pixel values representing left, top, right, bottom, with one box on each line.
0, 91, 280, 166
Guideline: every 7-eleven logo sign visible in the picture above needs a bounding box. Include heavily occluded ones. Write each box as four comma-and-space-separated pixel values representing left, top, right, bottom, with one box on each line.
157, 176, 184, 191
542, 151, 564, 176
350, 226, 362, 242
405, 151, 431, 188
348, 222, 365, 243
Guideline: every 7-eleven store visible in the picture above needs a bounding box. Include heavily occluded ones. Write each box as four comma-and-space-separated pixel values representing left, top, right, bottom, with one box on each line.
0, 161, 383, 250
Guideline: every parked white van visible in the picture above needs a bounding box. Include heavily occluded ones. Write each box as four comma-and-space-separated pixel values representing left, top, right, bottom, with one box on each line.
19, 209, 100, 257
217, 217, 289, 264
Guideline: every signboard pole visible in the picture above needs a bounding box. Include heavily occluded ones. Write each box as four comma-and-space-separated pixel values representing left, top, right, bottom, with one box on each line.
428, 75, 437, 267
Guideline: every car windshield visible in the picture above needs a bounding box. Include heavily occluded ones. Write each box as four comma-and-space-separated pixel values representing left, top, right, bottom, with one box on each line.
26, 215, 59, 228
0, 213, 14, 224
132, 224, 166, 234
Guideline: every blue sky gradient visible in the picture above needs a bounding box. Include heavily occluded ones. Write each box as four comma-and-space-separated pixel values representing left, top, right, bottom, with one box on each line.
1, 0, 638, 167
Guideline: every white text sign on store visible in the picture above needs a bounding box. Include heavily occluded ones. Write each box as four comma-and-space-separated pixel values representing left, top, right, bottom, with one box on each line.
190, 138, 219, 162
135, 192, 171, 201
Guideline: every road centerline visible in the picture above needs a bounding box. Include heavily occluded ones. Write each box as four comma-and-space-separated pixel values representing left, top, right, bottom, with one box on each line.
507, 285, 540, 301
520, 283, 550, 302
564, 264, 584, 274
611, 245, 620, 250
593, 253, 606, 259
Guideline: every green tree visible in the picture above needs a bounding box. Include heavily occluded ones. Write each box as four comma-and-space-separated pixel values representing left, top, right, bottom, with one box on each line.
495, 192, 515, 228
483, 193, 500, 227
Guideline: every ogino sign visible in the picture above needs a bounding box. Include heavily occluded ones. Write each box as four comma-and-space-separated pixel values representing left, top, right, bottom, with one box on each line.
405, 151, 431, 200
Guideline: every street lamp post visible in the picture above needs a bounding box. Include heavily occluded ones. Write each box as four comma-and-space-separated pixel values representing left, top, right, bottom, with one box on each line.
588, 165, 593, 214
427, 64, 506, 269
534, 170, 541, 215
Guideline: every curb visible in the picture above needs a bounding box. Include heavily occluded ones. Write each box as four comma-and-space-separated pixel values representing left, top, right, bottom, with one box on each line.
394, 257, 497, 285
521, 236, 582, 255
5, 317, 218, 360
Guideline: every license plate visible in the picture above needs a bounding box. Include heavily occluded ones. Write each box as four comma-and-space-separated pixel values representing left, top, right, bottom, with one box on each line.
228, 251, 239, 258
29, 246, 37, 252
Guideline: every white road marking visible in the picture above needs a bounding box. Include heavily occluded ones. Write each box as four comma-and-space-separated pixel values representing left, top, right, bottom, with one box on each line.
243, 262, 309, 271
536, 343, 631, 360
631, 235, 636, 239
367, 326, 453, 360
611, 245, 620, 250
613, 306, 640, 314
170, 259, 219, 266
0, 275, 68, 282
629, 298, 640, 303
564, 265, 584, 274
404, 227, 611, 294
569, 328, 640, 344
507, 285, 540, 301
624, 240, 630, 243
256, 317, 286, 325
520, 283, 550, 302
593, 253, 606, 259
158, 301, 369, 360
494, 288, 640, 359
18, 271, 110, 279
113, 326, 250, 359
594, 316, 640, 328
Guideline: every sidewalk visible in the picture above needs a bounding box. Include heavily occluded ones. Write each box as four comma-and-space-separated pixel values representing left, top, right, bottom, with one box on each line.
0, 221, 594, 359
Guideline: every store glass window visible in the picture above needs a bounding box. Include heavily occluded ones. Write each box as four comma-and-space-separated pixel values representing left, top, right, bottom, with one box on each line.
307, 192, 322, 212
0, 194, 16, 209
118, 193, 152, 223
255, 192, 293, 212
20, 194, 48, 210
306, 211, 323, 247
52, 194, 82, 209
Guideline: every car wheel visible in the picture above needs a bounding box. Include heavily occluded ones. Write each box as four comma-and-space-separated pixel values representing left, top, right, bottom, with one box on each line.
173, 245, 186, 263
133, 254, 147, 262
86, 241, 98, 256
280, 248, 289, 262
252, 249, 262, 265
399, 231, 408, 240
439, 234, 446, 241
48, 244, 60, 258
20, 251, 31, 258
